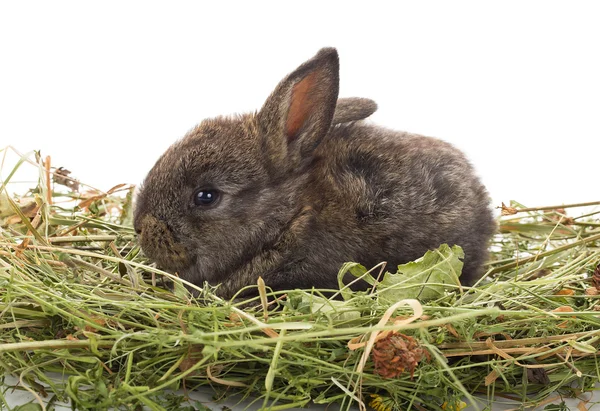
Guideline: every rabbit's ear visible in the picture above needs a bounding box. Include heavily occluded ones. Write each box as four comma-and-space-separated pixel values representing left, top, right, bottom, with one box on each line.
258, 48, 339, 171
332, 98, 378, 125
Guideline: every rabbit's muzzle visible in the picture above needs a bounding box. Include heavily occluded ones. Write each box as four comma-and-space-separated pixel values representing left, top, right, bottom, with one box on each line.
136, 214, 193, 271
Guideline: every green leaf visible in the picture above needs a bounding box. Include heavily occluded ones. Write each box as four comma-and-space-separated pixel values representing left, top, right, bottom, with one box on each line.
201, 345, 218, 356
337, 262, 371, 300
377, 244, 464, 304
290, 291, 362, 322
172, 278, 188, 299
568, 340, 598, 354
543, 402, 567, 411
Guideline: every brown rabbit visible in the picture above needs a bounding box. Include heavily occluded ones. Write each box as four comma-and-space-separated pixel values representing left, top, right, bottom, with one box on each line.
134, 48, 495, 299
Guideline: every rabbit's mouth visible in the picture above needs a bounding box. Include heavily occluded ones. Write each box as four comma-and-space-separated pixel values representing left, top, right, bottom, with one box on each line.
136, 214, 195, 271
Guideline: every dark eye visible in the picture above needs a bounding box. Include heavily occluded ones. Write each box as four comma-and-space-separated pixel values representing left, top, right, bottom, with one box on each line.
193, 188, 220, 206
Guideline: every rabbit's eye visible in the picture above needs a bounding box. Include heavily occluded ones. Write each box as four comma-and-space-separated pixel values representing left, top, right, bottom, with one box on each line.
193, 189, 220, 206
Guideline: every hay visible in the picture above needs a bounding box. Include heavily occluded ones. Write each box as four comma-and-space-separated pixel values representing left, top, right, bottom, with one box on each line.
1, 147, 600, 411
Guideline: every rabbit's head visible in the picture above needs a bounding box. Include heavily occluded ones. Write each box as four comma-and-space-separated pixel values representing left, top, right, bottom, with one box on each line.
134, 48, 342, 289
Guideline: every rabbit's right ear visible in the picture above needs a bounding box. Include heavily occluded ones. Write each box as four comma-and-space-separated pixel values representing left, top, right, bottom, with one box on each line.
258, 48, 339, 173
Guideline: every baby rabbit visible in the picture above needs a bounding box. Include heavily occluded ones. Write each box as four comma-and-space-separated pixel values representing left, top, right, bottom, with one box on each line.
134, 48, 495, 299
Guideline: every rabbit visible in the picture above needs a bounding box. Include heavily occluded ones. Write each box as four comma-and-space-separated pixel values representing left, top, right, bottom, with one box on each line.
134, 47, 496, 299
331, 97, 377, 125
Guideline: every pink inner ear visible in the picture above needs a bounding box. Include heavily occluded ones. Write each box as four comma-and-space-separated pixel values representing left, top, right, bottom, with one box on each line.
285, 71, 318, 140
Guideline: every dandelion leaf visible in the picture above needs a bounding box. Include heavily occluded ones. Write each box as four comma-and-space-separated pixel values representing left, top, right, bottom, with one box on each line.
378, 244, 464, 304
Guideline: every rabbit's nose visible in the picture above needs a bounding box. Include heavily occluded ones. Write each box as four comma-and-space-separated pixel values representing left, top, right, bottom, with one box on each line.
136, 214, 192, 270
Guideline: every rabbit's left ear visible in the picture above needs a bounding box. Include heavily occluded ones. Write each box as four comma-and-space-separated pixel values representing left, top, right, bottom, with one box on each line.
258, 48, 339, 172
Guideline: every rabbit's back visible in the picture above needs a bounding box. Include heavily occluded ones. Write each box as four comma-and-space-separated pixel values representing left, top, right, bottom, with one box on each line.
299, 123, 495, 286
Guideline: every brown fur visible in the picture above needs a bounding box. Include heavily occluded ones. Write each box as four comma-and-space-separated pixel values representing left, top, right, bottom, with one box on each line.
134, 48, 496, 299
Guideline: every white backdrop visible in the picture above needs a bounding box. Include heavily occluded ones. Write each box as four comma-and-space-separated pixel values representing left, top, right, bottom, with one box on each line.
1, 2, 599, 409
1, 1, 599, 210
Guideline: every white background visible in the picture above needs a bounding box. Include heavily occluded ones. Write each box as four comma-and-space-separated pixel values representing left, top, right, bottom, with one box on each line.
1, 2, 599, 410
1, 1, 599, 210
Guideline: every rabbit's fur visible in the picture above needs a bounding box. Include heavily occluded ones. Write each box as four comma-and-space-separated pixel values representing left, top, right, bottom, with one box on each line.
134, 48, 495, 299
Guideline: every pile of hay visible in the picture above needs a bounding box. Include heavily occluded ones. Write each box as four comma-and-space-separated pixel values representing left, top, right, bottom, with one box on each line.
1, 148, 600, 411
